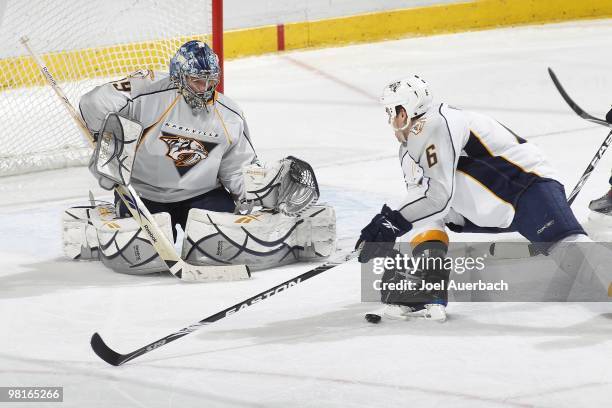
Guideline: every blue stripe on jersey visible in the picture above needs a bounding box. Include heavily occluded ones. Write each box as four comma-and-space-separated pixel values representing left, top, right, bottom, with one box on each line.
457, 157, 538, 207
459, 131, 541, 207
463, 130, 490, 157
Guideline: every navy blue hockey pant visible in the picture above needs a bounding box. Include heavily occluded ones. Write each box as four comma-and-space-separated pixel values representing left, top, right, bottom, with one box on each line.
115, 187, 235, 240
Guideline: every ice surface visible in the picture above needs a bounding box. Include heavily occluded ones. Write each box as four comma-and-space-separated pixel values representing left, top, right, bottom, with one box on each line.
1, 19, 612, 407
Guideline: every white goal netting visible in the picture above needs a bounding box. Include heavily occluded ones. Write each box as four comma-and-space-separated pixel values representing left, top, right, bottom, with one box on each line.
0, 0, 216, 177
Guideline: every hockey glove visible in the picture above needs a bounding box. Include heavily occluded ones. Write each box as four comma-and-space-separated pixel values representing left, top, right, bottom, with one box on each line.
355, 204, 412, 263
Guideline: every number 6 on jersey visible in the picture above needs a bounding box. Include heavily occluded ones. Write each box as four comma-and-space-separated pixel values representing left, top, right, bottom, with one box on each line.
426, 144, 438, 167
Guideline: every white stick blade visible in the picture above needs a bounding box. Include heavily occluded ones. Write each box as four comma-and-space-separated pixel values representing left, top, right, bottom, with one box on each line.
176, 262, 251, 282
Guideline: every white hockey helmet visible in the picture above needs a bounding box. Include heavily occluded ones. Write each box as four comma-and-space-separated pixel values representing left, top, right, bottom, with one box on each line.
380, 75, 433, 127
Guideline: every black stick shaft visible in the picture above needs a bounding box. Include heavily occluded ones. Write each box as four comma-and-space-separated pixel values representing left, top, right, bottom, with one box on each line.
567, 131, 612, 206
548, 68, 612, 129
548, 68, 612, 206
91, 251, 357, 366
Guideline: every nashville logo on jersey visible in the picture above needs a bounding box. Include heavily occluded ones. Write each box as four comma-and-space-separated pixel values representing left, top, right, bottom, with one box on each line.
164, 121, 219, 139
388, 81, 401, 92
410, 117, 427, 136
160, 132, 219, 176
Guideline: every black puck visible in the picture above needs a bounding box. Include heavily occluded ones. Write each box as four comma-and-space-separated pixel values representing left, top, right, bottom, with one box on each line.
606, 108, 612, 124
365, 313, 382, 324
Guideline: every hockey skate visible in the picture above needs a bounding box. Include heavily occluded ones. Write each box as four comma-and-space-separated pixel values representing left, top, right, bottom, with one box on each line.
381, 303, 447, 322
588, 188, 612, 215
586, 188, 612, 240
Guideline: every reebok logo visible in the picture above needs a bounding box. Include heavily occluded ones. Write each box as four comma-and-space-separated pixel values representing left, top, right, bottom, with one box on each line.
382, 220, 399, 233
537, 220, 555, 235
235, 214, 261, 224
143, 224, 157, 243
133, 244, 141, 261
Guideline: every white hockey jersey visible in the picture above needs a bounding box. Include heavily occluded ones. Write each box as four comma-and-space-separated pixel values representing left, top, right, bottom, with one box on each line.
398, 103, 557, 229
79, 70, 257, 203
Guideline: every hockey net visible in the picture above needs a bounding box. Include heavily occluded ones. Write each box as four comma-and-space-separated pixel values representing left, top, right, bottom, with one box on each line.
0, 0, 223, 177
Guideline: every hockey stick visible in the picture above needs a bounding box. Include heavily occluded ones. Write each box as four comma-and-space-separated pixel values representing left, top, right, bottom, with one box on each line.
547, 68, 612, 205
548, 68, 612, 130
91, 249, 358, 366
567, 130, 612, 206
20, 36, 250, 282
489, 68, 612, 259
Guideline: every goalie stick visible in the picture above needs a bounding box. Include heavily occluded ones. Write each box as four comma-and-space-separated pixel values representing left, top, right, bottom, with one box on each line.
489, 68, 612, 259
90, 249, 358, 366
20, 36, 250, 282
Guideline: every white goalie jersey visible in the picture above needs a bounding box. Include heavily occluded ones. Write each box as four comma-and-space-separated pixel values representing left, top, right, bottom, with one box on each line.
79, 70, 257, 203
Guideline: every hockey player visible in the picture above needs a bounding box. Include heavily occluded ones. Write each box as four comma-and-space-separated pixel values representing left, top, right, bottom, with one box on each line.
80, 40, 256, 238
356, 74, 605, 322
64, 40, 336, 275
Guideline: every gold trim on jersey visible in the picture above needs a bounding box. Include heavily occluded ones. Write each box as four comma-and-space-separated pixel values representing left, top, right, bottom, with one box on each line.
137, 95, 180, 149
214, 106, 233, 145
469, 129, 542, 178
208, 91, 218, 105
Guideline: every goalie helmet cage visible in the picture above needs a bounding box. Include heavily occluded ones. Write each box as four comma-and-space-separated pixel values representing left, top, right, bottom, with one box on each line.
0, 0, 224, 177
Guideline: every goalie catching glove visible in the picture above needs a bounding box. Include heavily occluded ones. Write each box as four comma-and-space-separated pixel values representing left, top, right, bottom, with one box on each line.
243, 156, 319, 216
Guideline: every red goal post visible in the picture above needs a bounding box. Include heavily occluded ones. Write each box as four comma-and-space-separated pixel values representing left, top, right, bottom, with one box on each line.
212, 0, 224, 93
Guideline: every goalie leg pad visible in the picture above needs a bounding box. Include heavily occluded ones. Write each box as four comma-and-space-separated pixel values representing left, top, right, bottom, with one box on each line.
96, 212, 173, 275
62, 203, 117, 260
182, 205, 336, 271
294, 205, 337, 260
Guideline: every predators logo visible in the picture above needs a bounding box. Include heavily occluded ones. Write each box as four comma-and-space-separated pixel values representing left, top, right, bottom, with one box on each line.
410, 117, 427, 136
160, 133, 218, 175
388, 81, 401, 93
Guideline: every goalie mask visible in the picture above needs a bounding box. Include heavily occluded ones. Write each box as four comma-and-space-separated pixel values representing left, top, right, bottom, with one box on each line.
169, 40, 220, 111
